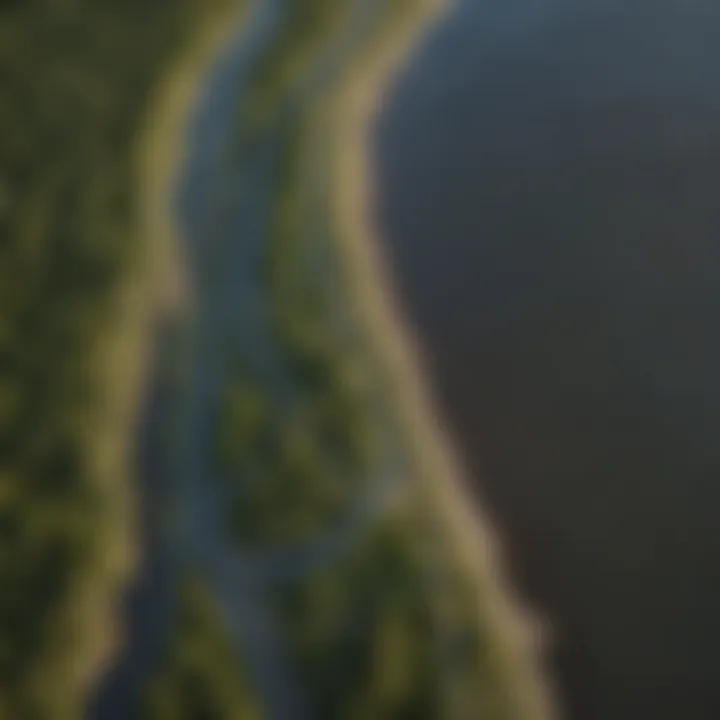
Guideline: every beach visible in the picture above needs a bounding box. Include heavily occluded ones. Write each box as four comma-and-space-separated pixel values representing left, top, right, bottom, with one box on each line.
328, 0, 556, 717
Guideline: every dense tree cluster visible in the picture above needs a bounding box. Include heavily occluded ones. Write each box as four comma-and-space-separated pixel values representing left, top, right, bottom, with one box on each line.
212, 118, 382, 546
141, 577, 262, 720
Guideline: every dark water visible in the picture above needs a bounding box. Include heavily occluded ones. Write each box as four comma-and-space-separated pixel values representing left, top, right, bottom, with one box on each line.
375, 1, 720, 718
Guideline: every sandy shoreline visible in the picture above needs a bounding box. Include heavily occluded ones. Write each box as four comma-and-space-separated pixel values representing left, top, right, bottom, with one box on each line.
329, 1, 558, 717
80, 0, 250, 699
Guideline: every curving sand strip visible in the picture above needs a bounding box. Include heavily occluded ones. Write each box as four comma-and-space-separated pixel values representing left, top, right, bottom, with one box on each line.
81, 0, 251, 697
329, 0, 559, 717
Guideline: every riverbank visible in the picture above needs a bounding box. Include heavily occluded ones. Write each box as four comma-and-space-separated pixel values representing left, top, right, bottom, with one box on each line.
84, 0, 250, 702
327, 0, 557, 717
0, 2, 262, 715
98, 0, 557, 714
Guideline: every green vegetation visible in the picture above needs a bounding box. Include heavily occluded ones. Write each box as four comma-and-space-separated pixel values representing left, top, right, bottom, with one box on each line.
212, 0, 543, 717
274, 513, 442, 718
215, 45, 387, 546
272, 506, 529, 719
241, 0, 348, 132
0, 0, 243, 716
141, 576, 263, 720
214, 0, 423, 551
213, 344, 379, 545
210, 127, 387, 544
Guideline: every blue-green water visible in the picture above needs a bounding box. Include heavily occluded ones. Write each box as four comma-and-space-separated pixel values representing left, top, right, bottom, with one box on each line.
376, 1, 720, 718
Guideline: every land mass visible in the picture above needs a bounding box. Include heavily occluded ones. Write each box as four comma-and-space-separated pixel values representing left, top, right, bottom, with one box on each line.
0, 0, 555, 717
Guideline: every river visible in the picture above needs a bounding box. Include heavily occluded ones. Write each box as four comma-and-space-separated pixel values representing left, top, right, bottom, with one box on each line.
88, 1, 407, 717
375, 1, 720, 719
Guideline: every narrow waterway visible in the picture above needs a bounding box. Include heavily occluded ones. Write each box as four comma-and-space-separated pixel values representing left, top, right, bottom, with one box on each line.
376, 1, 720, 719
88, 1, 407, 717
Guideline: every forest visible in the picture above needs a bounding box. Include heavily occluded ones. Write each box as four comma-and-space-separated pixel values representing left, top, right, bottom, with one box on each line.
0, 1, 238, 716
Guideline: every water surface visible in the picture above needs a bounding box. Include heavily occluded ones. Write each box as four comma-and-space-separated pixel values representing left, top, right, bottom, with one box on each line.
376, 1, 720, 718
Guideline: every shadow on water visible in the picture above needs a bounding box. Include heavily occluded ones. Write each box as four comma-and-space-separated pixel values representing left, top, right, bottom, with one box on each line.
376, 1, 720, 719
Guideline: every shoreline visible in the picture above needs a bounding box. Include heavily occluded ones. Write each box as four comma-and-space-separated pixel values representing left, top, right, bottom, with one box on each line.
329, 1, 558, 717
82, 0, 251, 699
